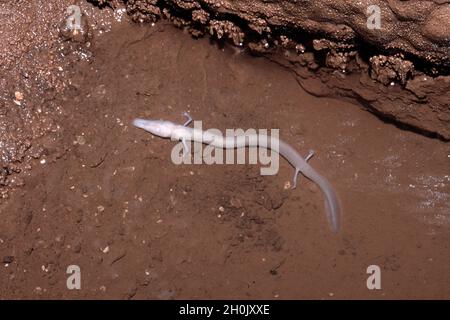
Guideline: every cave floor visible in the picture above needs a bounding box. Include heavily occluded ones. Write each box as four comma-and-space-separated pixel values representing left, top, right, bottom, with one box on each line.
1, 18, 449, 299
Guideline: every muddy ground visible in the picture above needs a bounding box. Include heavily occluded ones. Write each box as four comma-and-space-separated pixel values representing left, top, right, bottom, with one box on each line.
0, 2, 450, 299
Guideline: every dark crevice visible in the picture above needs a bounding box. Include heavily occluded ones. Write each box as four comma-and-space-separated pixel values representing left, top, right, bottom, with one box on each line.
352, 95, 443, 141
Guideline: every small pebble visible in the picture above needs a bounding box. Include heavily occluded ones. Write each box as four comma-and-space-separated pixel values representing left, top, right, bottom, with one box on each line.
76, 135, 86, 145
2, 256, 14, 264
13, 91, 23, 106
14, 91, 24, 101
230, 197, 242, 208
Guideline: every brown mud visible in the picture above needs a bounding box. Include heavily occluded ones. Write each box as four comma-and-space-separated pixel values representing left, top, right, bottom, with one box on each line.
0, 2, 450, 299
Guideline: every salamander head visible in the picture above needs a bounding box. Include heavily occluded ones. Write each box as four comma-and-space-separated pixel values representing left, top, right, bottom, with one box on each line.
132, 118, 176, 138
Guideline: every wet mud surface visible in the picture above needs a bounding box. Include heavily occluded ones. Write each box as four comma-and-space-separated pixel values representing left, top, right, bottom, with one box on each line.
1, 3, 450, 299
